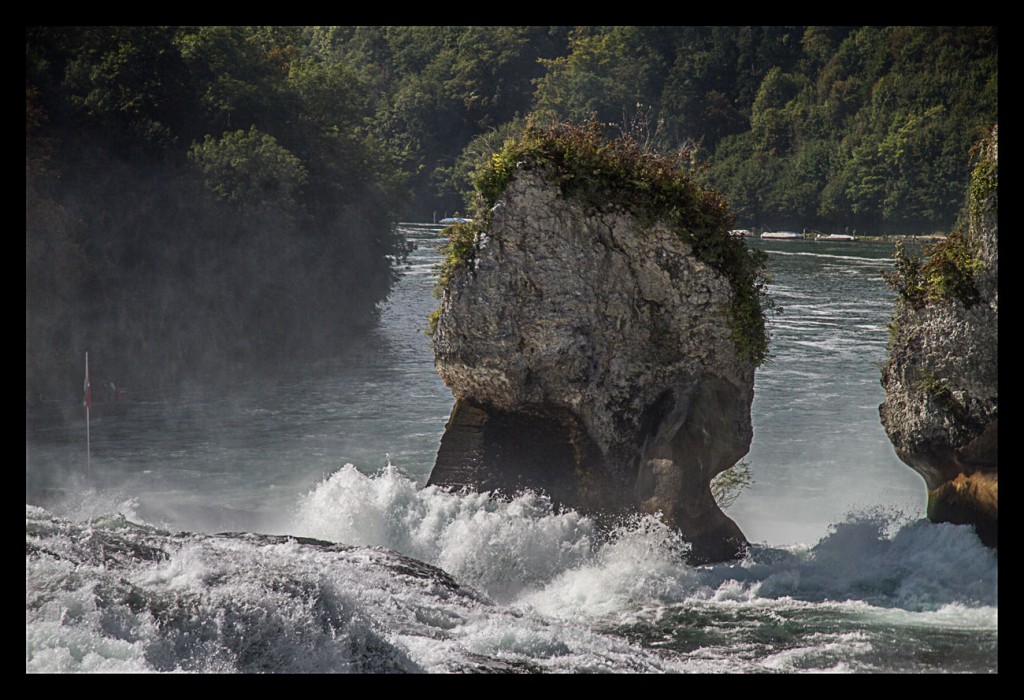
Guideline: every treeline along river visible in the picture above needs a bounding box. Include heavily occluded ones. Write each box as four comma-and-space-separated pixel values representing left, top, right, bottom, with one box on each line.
26, 228, 997, 673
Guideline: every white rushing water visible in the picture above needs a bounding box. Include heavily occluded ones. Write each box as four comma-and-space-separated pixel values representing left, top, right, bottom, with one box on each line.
26, 230, 997, 673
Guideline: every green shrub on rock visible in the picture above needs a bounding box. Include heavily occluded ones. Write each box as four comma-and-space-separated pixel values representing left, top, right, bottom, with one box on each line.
432, 120, 774, 366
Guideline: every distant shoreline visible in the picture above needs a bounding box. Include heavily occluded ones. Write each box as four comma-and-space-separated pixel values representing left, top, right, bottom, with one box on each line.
855, 234, 947, 243
749, 232, 948, 243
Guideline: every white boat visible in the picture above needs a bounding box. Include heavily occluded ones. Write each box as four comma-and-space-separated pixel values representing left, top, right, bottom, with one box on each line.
814, 233, 857, 241
760, 231, 804, 240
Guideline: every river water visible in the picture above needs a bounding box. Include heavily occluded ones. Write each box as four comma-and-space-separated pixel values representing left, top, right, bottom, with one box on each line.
25, 229, 997, 673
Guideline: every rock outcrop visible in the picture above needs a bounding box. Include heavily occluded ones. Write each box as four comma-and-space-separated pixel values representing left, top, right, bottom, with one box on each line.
428, 163, 761, 563
879, 125, 998, 547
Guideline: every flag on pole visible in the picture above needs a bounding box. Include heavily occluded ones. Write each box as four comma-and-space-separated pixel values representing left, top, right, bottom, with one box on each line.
83, 353, 91, 410
84, 351, 91, 474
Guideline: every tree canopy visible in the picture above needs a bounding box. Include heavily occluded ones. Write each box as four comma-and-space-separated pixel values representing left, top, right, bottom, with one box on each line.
26, 26, 409, 401
27, 26, 997, 403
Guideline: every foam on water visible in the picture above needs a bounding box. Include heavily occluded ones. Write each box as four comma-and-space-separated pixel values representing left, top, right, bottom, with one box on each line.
765, 249, 889, 265
26, 504, 687, 673
27, 508, 430, 673
27, 462, 997, 674
291, 463, 601, 602
289, 466, 997, 618
733, 510, 998, 610
517, 517, 704, 621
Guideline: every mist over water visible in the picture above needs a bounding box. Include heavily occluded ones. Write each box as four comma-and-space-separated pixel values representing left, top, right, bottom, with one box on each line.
25, 231, 996, 673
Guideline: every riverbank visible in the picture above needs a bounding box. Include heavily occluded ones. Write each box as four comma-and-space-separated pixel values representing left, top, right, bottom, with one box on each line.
856, 233, 947, 243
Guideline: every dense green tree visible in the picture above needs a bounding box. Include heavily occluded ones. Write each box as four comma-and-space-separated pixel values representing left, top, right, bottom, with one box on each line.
190, 126, 308, 216
532, 27, 669, 127
317, 26, 568, 217
26, 25, 408, 405
704, 26, 995, 233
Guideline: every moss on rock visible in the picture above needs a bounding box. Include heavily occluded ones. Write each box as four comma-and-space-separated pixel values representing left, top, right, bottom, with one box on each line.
431, 120, 773, 366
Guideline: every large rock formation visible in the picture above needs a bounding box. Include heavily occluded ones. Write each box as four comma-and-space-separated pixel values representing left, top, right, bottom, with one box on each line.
428, 164, 760, 563
879, 125, 998, 547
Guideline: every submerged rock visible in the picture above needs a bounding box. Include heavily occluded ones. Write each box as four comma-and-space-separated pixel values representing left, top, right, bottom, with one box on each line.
428, 133, 766, 563
879, 125, 998, 547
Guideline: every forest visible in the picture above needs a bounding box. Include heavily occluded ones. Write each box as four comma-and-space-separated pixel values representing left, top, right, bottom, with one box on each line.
25, 26, 997, 406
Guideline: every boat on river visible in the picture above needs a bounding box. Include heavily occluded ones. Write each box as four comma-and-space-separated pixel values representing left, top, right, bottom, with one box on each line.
760, 231, 804, 240
815, 233, 858, 241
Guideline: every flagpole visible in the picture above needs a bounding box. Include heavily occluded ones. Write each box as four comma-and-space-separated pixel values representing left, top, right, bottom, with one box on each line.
85, 351, 91, 475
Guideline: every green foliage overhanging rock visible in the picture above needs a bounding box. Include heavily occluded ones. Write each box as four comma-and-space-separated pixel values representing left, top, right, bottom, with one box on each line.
427, 121, 769, 563
431, 121, 773, 367
879, 124, 997, 548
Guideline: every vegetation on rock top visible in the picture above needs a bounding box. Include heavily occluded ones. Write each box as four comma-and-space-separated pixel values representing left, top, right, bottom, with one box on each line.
432, 120, 774, 366
884, 125, 996, 311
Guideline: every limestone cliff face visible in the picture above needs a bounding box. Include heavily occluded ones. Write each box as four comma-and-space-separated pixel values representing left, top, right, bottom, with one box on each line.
879, 125, 998, 547
429, 168, 756, 562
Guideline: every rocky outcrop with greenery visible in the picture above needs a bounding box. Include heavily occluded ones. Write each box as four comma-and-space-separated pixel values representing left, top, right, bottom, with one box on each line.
428, 123, 771, 563
879, 125, 997, 547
